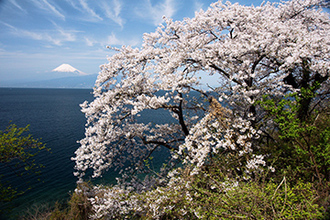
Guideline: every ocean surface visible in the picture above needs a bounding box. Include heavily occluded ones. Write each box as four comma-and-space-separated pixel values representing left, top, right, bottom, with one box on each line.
0, 88, 175, 219
0, 88, 96, 218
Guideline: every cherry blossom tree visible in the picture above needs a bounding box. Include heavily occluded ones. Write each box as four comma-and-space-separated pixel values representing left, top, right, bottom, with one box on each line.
73, 0, 329, 182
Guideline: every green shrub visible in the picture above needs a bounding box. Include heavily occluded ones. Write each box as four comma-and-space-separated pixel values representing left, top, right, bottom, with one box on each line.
0, 123, 49, 215
124, 165, 325, 219
187, 176, 324, 219
258, 94, 330, 184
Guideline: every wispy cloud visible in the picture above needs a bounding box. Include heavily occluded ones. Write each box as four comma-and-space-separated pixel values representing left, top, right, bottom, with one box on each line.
78, 0, 103, 21
1, 21, 77, 46
31, 0, 65, 20
9, 0, 27, 13
136, 0, 177, 26
64, 0, 104, 22
194, 0, 205, 12
84, 37, 96, 46
161, 0, 176, 18
102, 0, 124, 27
0, 21, 16, 30
105, 33, 140, 47
51, 21, 77, 42
18, 30, 67, 46
107, 33, 124, 46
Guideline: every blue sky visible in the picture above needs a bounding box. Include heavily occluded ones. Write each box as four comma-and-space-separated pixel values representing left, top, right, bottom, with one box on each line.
0, 0, 271, 83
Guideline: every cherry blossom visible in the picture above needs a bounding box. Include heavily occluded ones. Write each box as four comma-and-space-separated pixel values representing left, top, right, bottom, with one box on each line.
72, 0, 329, 194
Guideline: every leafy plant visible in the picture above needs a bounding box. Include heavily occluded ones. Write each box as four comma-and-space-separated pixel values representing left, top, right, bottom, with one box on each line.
0, 123, 49, 214
258, 93, 330, 184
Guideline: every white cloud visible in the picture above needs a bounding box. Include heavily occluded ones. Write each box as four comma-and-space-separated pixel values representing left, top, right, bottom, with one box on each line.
78, 0, 103, 21
194, 0, 205, 12
102, 0, 124, 27
19, 30, 64, 46
65, 0, 105, 22
9, 0, 27, 13
161, 0, 176, 18
135, 0, 177, 26
1, 21, 77, 46
64, 0, 80, 11
107, 33, 124, 46
57, 29, 76, 43
51, 21, 77, 42
31, 0, 65, 20
105, 33, 140, 47
85, 37, 95, 46
0, 21, 16, 30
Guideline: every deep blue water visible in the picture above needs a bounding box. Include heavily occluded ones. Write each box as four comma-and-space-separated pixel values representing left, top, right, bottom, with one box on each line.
0, 88, 176, 219
0, 88, 95, 219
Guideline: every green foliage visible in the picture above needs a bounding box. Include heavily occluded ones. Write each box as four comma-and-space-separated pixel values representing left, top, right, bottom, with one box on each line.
127, 166, 324, 219
189, 177, 324, 220
0, 124, 46, 164
0, 123, 48, 213
258, 94, 330, 183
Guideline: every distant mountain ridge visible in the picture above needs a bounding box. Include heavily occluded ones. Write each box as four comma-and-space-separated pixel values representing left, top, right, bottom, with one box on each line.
0, 74, 98, 89
1, 63, 97, 88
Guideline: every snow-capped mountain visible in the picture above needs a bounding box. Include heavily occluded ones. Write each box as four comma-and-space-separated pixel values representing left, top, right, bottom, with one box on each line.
52, 64, 87, 76
0, 64, 97, 88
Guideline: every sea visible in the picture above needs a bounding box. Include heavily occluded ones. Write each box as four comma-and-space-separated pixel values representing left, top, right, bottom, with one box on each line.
0, 88, 103, 219
0, 87, 176, 219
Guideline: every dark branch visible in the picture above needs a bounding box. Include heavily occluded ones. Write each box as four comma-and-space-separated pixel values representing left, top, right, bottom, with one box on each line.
209, 63, 241, 85
141, 137, 178, 151
176, 93, 189, 136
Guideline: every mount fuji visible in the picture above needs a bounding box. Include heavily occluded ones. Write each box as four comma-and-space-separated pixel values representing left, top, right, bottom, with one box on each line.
1, 64, 97, 88
52, 64, 88, 76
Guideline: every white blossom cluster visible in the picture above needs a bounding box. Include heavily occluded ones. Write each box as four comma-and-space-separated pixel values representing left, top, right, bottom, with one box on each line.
138, 175, 189, 219
176, 108, 264, 176
86, 174, 162, 219
89, 185, 136, 219
87, 164, 243, 219
72, 0, 329, 218
87, 171, 192, 219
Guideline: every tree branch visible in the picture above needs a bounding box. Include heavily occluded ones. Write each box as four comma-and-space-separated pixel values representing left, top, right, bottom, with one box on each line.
177, 93, 189, 136
209, 63, 241, 85
141, 137, 179, 151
